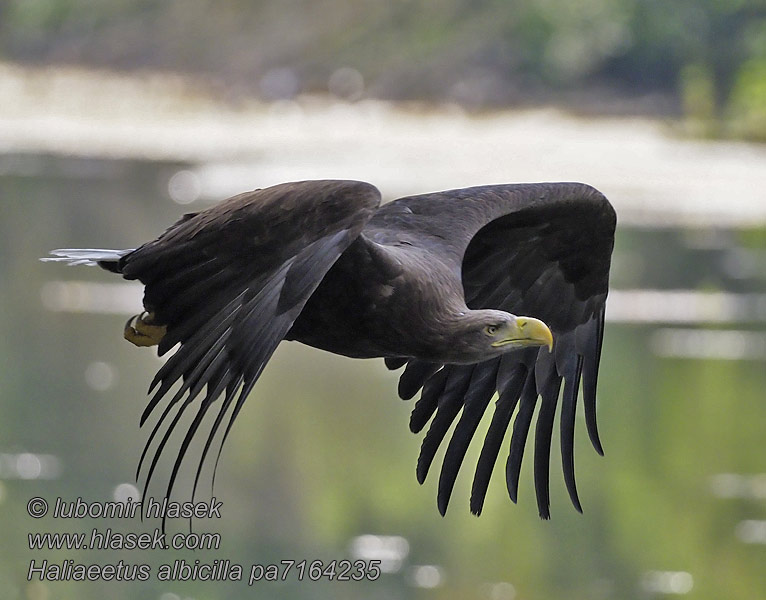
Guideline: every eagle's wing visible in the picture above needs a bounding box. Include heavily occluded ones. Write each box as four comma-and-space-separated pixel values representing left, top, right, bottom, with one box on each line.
380, 183, 616, 517
118, 180, 380, 507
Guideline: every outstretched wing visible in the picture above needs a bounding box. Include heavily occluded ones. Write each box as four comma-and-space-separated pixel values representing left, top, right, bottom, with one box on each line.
381, 183, 615, 518
117, 180, 380, 510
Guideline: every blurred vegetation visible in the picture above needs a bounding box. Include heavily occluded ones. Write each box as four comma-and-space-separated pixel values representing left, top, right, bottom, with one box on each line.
1, 0, 765, 139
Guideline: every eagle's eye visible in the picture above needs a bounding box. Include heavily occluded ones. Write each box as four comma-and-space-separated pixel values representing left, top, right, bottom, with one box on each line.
485, 325, 498, 336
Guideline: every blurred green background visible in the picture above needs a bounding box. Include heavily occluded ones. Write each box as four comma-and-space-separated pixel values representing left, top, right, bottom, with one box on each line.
2, 0, 766, 138
1, 2, 766, 599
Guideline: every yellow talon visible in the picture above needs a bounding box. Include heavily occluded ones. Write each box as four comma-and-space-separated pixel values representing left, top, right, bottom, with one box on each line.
124, 312, 167, 347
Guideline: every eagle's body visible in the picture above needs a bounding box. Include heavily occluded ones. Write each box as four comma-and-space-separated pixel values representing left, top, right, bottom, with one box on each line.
44, 180, 616, 519
288, 235, 465, 361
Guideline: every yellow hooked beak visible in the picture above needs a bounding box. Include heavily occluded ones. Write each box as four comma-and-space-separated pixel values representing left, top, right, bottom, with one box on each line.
491, 316, 554, 352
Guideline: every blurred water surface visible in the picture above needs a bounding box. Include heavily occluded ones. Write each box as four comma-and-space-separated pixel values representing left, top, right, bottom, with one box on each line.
1, 67, 765, 600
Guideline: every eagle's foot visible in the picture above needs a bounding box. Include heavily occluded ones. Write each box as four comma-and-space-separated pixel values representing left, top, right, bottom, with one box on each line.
124, 312, 167, 347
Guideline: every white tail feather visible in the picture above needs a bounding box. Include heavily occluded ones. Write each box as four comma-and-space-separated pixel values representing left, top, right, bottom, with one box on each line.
41, 248, 132, 266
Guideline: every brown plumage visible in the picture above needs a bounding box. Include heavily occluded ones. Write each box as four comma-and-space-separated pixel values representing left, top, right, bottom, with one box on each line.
44, 179, 616, 519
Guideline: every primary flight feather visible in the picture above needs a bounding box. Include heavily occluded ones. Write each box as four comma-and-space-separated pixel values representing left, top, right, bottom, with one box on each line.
44, 179, 616, 519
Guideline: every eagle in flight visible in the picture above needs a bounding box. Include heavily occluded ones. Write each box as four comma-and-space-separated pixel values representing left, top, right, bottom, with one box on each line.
44, 180, 616, 519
